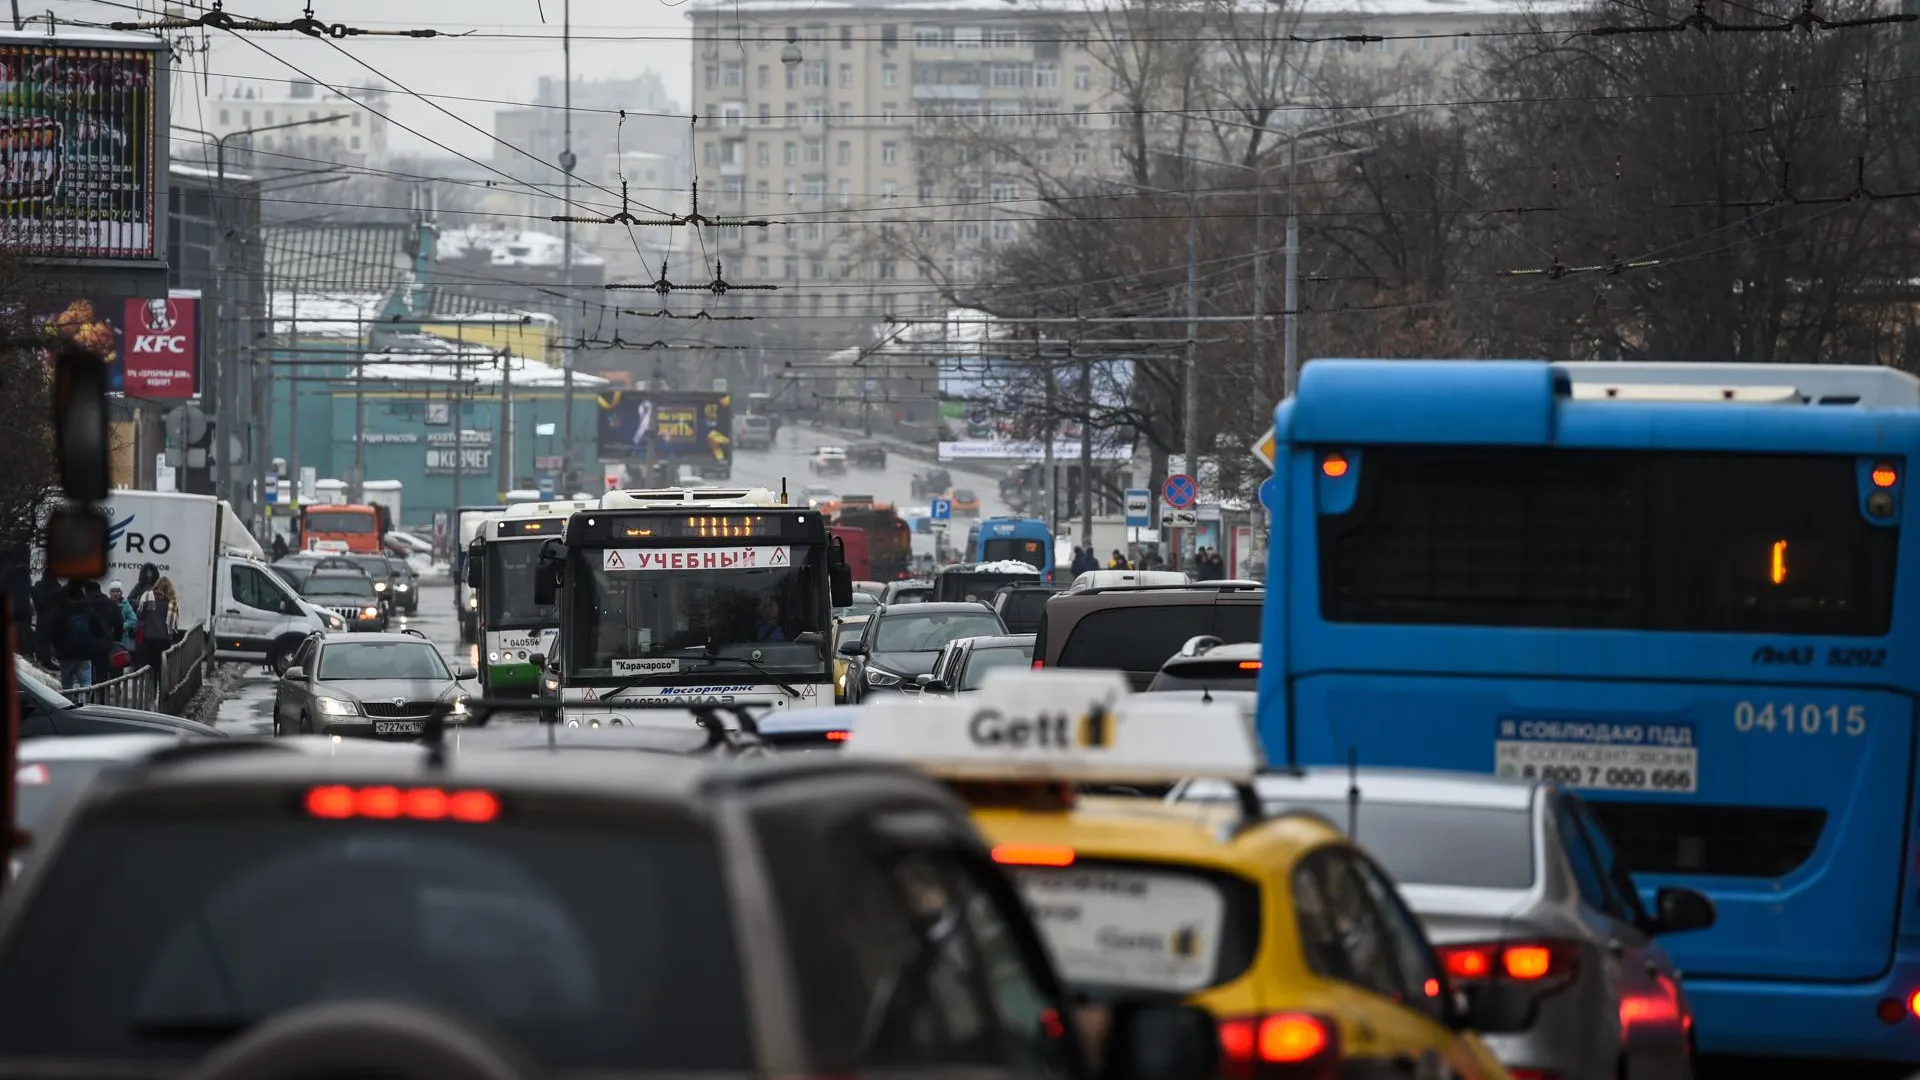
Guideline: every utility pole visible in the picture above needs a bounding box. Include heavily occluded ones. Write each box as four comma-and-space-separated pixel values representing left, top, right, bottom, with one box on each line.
1282, 135, 1301, 399
497, 348, 514, 498
1183, 186, 1199, 569
1079, 348, 1094, 550
558, 0, 577, 488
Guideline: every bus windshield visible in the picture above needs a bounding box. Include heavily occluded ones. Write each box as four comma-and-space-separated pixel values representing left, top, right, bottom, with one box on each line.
485, 539, 557, 628
566, 547, 830, 678
982, 538, 1047, 566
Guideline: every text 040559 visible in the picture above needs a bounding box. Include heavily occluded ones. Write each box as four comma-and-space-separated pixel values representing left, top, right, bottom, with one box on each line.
1733, 702, 1866, 737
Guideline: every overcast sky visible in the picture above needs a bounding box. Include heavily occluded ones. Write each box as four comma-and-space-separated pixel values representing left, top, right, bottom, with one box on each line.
59, 0, 694, 161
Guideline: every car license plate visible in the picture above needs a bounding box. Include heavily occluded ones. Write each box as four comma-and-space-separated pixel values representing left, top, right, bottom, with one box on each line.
373, 720, 423, 735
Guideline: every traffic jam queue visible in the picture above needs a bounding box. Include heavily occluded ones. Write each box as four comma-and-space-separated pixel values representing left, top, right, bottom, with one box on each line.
848, 671, 1535, 1080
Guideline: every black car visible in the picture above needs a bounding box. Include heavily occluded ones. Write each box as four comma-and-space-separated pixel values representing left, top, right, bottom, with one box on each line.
991, 584, 1058, 635
841, 601, 1008, 702
848, 443, 888, 469
917, 633, 1037, 696
0, 737, 1214, 1080
325, 553, 401, 611
299, 570, 388, 632
910, 468, 952, 498
385, 555, 421, 614
14, 659, 226, 739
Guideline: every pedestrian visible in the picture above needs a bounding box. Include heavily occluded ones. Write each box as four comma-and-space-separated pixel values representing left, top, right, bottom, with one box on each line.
271, 533, 290, 561
83, 581, 126, 676
51, 579, 109, 699
108, 580, 137, 651
127, 563, 160, 610
30, 568, 62, 668
2, 557, 31, 658
136, 577, 179, 675
1108, 549, 1130, 570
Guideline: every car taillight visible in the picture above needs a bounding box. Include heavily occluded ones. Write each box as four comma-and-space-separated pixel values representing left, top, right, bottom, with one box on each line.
1217, 1013, 1339, 1080
1508, 1070, 1562, 1080
1436, 940, 1580, 992
306, 785, 500, 823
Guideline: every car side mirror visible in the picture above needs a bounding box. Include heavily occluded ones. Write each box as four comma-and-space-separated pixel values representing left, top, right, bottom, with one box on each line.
1097, 1002, 1218, 1080
282, 666, 307, 682
454, 664, 478, 680
795, 630, 823, 646
533, 537, 565, 606
1647, 886, 1717, 936
843, 643, 868, 656
1451, 980, 1537, 1034
529, 653, 546, 669
915, 673, 937, 687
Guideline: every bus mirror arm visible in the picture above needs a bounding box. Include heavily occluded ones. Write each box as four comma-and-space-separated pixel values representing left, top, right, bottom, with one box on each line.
828, 535, 854, 607
533, 538, 566, 607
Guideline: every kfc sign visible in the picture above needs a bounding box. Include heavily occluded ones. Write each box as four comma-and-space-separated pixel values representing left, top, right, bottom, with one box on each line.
122, 295, 198, 398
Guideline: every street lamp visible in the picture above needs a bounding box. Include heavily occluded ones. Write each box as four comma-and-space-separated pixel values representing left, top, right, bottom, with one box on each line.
170, 113, 350, 517
781, 29, 803, 68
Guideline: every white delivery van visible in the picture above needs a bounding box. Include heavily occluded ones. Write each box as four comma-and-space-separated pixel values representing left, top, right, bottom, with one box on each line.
94, 490, 337, 668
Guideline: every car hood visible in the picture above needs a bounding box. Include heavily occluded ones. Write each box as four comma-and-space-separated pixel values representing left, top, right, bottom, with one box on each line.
305, 595, 379, 606
70, 703, 224, 736
312, 678, 455, 702
867, 651, 941, 678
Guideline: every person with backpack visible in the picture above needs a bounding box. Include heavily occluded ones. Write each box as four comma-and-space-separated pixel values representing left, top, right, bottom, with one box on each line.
51, 580, 109, 697
136, 577, 179, 675
108, 581, 137, 651
30, 569, 62, 668
83, 581, 128, 677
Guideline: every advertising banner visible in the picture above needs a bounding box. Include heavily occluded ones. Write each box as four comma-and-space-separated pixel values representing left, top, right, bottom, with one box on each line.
597, 390, 733, 466
0, 42, 159, 260
37, 294, 122, 393
122, 292, 197, 398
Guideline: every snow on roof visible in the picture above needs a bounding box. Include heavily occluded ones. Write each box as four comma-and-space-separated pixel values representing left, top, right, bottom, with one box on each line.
170, 161, 256, 184
269, 292, 385, 338
437, 226, 606, 269
0, 25, 165, 47
688, 0, 1557, 17
432, 310, 559, 326
357, 352, 610, 389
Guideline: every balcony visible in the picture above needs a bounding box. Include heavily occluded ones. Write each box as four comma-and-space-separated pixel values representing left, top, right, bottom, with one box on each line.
913, 83, 981, 101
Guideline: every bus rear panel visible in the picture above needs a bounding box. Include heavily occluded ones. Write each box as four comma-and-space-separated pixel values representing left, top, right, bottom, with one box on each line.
1258, 360, 1920, 1064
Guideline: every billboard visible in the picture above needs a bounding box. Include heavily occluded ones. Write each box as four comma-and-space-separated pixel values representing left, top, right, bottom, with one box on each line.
597, 390, 732, 466
0, 42, 159, 260
36, 289, 199, 397
122, 292, 197, 398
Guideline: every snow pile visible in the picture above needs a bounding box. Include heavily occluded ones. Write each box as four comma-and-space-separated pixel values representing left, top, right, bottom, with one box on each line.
971, 560, 1043, 575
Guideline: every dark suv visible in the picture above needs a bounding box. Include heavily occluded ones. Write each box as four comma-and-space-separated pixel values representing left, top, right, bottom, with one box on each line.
1034, 582, 1265, 689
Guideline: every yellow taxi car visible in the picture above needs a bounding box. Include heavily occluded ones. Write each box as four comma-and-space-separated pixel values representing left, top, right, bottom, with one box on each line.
830, 615, 869, 704
849, 670, 1528, 1080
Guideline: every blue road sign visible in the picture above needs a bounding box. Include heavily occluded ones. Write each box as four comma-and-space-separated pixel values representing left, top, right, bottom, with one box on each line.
1258, 475, 1278, 511
264, 472, 279, 505
1163, 473, 1197, 510
930, 497, 954, 521
1123, 488, 1153, 527
538, 476, 556, 499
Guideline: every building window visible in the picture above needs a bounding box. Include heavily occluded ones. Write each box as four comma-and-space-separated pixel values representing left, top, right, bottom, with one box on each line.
705, 65, 718, 89
350, 135, 362, 150
787, 65, 798, 89
805, 60, 827, 87
842, 24, 853, 48
806, 180, 825, 201
811, 259, 825, 279
1073, 65, 1090, 90
882, 63, 898, 86
881, 103, 898, 122
1417, 32, 1432, 50
242, 110, 252, 125
1454, 36, 1469, 51
757, 180, 770, 204
351, 113, 361, 127
840, 103, 853, 122
757, 256, 770, 277
991, 180, 1017, 201
991, 26, 1018, 46
1109, 145, 1124, 166
784, 257, 798, 278
991, 63, 1023, 88
838, 140, 852, 165
882, 140, 899, 163
785, 141, 798, 165
722, 103, 744, 126
958, 221, 981, 241
914, 25, 944, 46
803, 23, 827, 44
757, 142, 770, 166
839, 295, 850, 315
955, 26, 982, 47
704, 141, 718, 166
1376, 38, 1393, 53
1037, 145, 1053, 166
879, 260, 898, 279
805, 139, 824, 164
839, 179, 851, 206
724, 61, 743, 86
786, 104, 799, 126
882, 23, 898, 46
759, 104, 772, 125
918, 181, 935, 200
759, 64, 770, 88
1033, 63, 1058, 88
1073, 106, 1090, 127
808, 103, 827, 124
991, 219, 1018, 242
840, 63, 854, 88
882, 181, 898, 201
917, 220, 932, 239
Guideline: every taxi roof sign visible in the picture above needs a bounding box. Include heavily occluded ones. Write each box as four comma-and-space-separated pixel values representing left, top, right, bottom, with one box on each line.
846, 669, 1264, 782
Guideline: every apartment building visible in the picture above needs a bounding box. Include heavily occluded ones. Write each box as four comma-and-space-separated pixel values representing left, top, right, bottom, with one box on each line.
687, 0, 1514, 343
201, 79, 390, 171
493, 72, 691, 220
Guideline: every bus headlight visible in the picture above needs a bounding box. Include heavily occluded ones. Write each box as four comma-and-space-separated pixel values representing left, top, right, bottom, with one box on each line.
467, 595, 479, 610
374, 582, 388, 592
488, 651, 499, 663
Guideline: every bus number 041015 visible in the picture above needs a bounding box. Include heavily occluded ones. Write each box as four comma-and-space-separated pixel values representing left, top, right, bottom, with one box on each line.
1733, 702, 1866, 736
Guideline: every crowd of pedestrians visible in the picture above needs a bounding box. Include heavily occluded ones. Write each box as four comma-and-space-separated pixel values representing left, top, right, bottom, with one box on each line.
13, 562, 180, 700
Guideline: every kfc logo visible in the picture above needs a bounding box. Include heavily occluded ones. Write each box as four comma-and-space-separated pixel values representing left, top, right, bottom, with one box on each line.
122, 295, 199, 398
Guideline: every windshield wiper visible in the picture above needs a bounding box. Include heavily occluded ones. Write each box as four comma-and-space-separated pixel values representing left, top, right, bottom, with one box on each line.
682, 656, 803, 698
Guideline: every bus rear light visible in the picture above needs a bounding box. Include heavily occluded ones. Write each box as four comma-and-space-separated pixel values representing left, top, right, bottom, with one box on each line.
1217, 1013, 1338, 1080
1320, 453, 1350, 479
1872, 463, 1899, 488
824, 730, 850, 741
1238, 661, 1262, 670
1435, 940, 1579, 991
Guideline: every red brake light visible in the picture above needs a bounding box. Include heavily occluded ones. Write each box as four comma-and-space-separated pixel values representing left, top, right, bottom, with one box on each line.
1237, 660, 1262, 670
1031, 658, 1045, 670
305, 785, 499, 823
1436, 940, 1578, 988
824, 730, 851, 741
991, 843, 1075, 867
1217, 1013, 1338, 1079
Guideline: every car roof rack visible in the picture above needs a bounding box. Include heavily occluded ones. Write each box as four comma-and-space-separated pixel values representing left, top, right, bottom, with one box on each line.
1070, 582, 1266, 596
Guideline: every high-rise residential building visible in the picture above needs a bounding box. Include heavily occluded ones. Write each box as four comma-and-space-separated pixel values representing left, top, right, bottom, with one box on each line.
493, 72, 692, 222
200, 79, 390, 170
686, 0, 1509, 346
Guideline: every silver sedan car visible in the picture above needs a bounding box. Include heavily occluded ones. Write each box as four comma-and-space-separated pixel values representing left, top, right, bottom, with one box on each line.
1175, 768, 1716, 1080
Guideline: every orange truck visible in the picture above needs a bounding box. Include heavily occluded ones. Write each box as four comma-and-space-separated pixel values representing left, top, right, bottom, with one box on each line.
298, 503, 392, 555
832, 498, 913, 581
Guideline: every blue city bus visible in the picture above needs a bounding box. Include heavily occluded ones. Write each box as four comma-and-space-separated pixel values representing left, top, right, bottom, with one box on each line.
1256, 358, 1920, 1066
974, 517, 1055, 583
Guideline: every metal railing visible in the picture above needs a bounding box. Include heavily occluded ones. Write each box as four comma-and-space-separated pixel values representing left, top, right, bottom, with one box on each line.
59, 626, 212, 716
